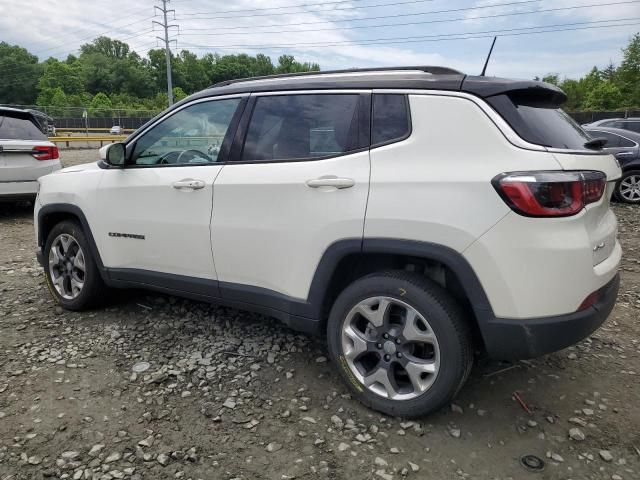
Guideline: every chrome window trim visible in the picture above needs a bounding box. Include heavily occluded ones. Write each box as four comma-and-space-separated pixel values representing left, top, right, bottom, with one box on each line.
125, 93, 250, 146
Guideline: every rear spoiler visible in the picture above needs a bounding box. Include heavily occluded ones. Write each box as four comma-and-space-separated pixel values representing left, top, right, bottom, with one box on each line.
0, 108, 44, 131
461, 75, 567, 105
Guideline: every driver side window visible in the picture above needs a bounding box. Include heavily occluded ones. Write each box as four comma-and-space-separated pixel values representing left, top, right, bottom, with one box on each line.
131, 98, 241, 166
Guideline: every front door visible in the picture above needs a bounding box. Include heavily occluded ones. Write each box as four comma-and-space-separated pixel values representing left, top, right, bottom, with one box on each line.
92, 96, 245, 283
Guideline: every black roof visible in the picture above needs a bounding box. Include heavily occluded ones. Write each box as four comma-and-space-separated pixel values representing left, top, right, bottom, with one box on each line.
184, 66, 566, 104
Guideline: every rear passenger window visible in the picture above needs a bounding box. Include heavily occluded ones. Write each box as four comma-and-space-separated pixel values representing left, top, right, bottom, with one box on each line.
372, 94, 410, 145
241, 94, 362, 161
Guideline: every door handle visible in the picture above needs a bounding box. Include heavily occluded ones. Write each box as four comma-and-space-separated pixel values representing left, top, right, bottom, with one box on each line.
172, 179, 205, 190
306, 176, 355, 189
615, 151, 633, 157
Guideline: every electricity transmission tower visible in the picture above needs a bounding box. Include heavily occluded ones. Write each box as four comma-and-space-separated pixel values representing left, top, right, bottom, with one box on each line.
153, 0, 178, 106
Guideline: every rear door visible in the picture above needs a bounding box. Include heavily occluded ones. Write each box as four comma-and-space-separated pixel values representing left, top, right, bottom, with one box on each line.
211, 91, 371, 303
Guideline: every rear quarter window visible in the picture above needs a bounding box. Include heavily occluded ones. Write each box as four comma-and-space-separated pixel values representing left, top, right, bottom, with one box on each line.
0, 115, 47, 140
372, 94, 411, 146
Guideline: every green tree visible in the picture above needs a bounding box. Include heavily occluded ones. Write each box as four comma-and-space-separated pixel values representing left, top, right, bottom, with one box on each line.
617, 33, 640, 107
542, 74, 559, 86
583, 81, 623, 110
559, 79, 583, 111
172, 87, 188, 102
276, 54, 320, 73
38, 58, 83, 95
80, 36, 131, 59
89, 92, 113, 117
0, 42, 41, 104
49, 88, 68, 116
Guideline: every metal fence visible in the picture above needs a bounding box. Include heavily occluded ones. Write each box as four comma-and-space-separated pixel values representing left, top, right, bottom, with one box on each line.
53, 117, 154, 129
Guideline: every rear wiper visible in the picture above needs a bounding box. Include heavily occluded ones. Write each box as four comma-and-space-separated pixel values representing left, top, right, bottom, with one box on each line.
584, 137, 608, 150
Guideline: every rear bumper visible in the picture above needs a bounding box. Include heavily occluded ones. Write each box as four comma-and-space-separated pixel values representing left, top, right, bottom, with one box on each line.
0, 181, 38, 199
482, 273, 620, 359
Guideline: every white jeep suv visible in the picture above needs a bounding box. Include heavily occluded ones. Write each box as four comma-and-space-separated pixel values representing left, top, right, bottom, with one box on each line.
34, 67, 622, 417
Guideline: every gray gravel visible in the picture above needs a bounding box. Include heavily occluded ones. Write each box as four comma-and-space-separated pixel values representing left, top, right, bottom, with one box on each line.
0, 151, 638, 479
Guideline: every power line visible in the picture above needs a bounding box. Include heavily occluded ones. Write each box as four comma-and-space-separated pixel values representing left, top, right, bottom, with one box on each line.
177, 0, 638, 37
177, 0, 371, 16
177, 18, 639, 50
29, 15, 155, 60
0, 14, 158, 82
17, 4, 154, 54
179, 0, 542, 33
175, 0, 437, 21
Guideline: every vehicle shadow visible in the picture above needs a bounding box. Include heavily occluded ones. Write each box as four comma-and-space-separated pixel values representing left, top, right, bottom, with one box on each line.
0, 200, 34, 219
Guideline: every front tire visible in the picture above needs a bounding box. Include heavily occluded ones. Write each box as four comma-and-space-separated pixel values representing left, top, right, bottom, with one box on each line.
615, 170, 640, 204
327, 271, 473, 417
44, 220, 106, 310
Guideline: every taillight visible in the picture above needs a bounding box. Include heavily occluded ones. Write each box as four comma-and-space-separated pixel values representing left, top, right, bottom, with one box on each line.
577, 289, 601, 311
32, 146, 59, 161
492, 171, 606, 217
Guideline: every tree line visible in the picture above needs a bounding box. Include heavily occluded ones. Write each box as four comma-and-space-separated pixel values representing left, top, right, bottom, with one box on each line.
536, 33, 639, 111
0, 33, 638, 117
0, 36, 320, 117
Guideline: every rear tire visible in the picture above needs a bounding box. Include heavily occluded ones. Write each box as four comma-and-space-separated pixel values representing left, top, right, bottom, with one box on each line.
327, 270, 473, 417
43, 220, 106, 310
614, 170, 640, 204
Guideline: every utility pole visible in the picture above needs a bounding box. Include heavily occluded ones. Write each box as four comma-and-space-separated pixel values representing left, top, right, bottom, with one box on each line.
153, 0, 178, 106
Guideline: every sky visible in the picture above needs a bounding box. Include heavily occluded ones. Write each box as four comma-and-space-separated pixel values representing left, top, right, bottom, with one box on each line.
0, 0, 639, 80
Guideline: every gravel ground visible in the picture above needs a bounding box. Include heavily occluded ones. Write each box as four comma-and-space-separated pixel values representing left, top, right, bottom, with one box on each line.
0, 149, 639, 480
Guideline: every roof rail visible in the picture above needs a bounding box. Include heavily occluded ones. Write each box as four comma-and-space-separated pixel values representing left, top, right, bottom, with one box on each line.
210, 66, 463, 88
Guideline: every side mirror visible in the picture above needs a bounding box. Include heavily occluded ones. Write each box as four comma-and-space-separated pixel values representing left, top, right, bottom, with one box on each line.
102, 142, 126, 167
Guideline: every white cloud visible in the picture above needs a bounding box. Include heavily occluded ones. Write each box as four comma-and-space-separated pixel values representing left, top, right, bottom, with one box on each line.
0, 0, 637, 82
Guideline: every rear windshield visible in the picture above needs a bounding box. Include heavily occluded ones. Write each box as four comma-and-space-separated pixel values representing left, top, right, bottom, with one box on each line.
487, 94, 591, 150
0, 114, 47, 140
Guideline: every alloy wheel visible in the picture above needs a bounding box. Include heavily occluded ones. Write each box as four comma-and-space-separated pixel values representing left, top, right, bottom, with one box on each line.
620, 174, 640, 202
48, 233, 86, 300
341, 296, 440, 400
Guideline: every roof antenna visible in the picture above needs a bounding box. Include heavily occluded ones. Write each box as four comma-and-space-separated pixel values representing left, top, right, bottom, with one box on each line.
480, 36, 498, 76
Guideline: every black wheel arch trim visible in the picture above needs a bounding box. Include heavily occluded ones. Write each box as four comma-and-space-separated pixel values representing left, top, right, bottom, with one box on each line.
37, 203, 109, 282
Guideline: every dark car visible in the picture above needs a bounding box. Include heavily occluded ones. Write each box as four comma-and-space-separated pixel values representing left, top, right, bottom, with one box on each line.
585, 126, 640, 204
583, 117, 640, 134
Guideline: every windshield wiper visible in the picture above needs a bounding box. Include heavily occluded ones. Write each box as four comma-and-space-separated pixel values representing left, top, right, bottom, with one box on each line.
584, 137, 608, 150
